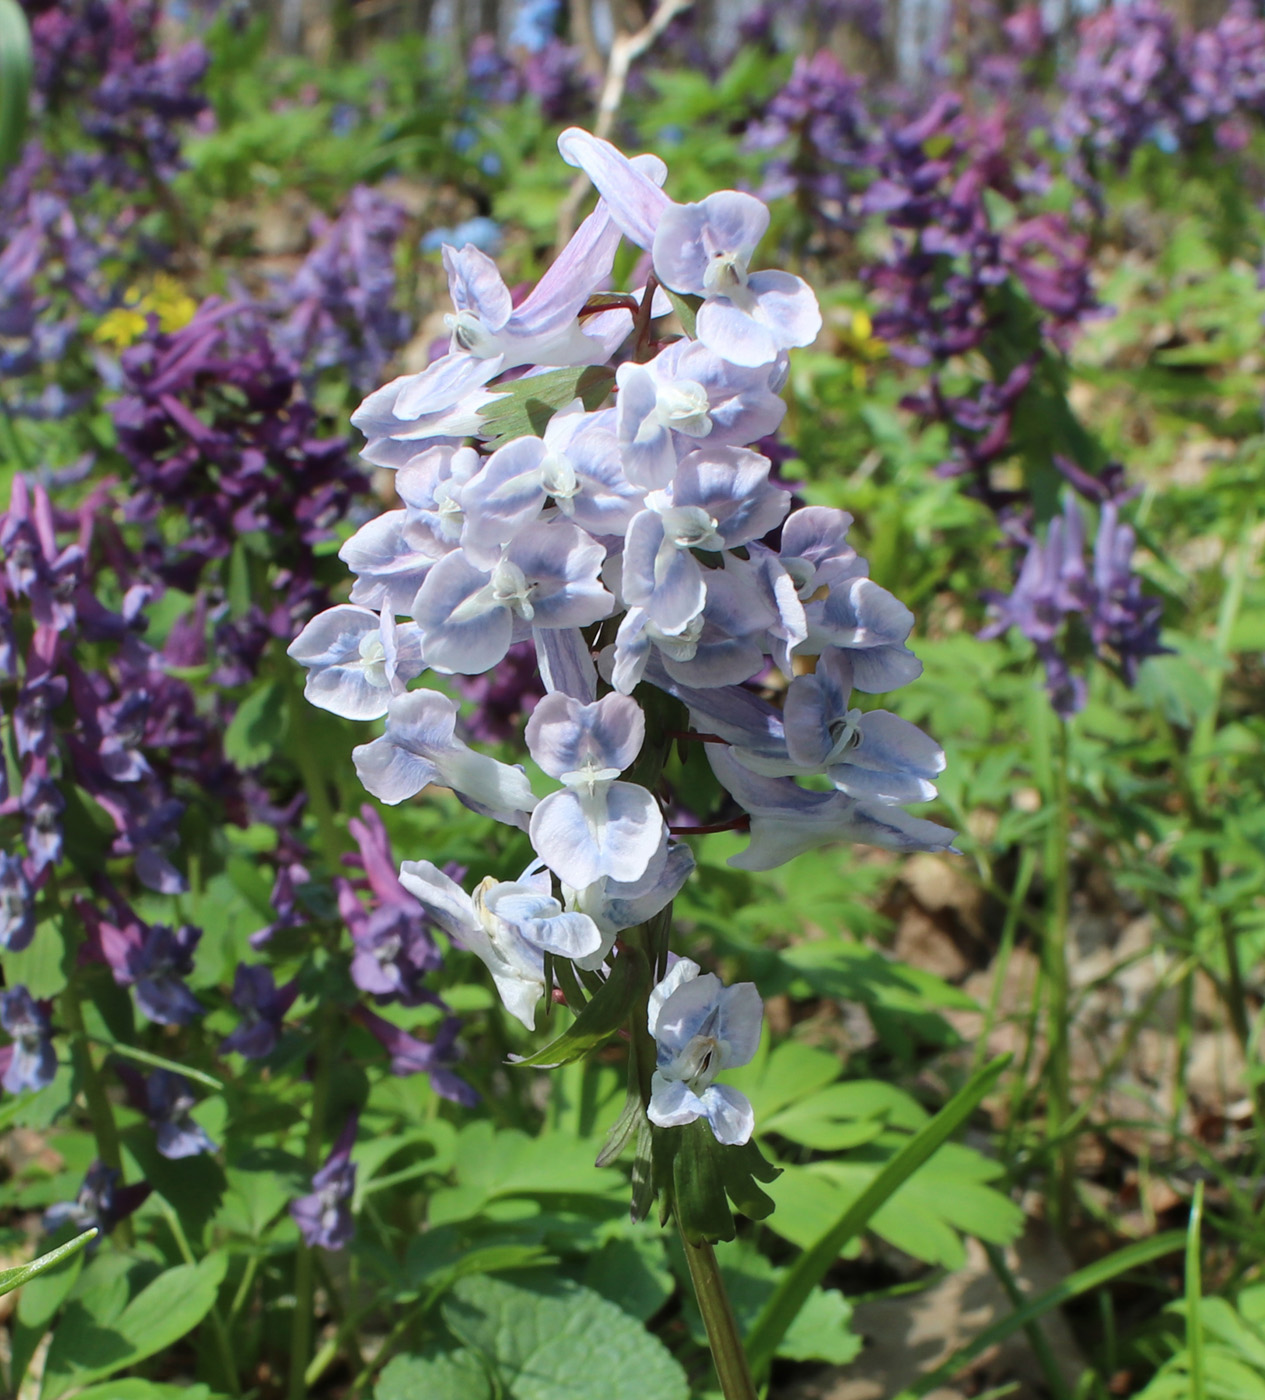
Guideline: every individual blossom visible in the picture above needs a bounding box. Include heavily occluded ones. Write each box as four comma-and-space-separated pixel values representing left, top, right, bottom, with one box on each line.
525, 691, 668, 892
353, 1006, 477, 1105
0, 987, 57, 1095
145, 1069, 216, 1159
287, 606, 425, 720
647, 959, 761, 1146
340, 806, 442, 1005
558, 128, 822, 367
291, 1115, 358, 1251
91, 913, 202, 1025
42, 1161, 150, 1239
220, 963, 297, 1059
352, 688, 537, 823
397, 859, 601, 1030
0, 851, 36, 952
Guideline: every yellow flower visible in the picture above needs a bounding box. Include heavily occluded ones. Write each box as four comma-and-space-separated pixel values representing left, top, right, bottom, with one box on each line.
93, 275, 198, 349
94, 307, 149, 348
837, 306, 886, 389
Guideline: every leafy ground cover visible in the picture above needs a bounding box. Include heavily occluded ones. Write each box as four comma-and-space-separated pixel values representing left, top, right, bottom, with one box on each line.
0, 2, 1263, 1398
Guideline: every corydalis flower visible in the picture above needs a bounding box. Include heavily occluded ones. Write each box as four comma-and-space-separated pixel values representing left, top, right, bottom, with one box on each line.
42, 1160, 150, 1239
647, 959, 761, 1145
291, 1115, 357, 1250
558, 128, 822, 367
220, 964, 296, 1059
145, 1069, 215, 1159
0, 986, 57, 1094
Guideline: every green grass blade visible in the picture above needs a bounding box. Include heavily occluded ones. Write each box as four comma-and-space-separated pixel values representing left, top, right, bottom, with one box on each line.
890, 1231, 1186, 1400
0, 1229, 98, 1299
745, 1054, 1011, 1379
1187, 1180, 1205, 1400
0, 0, 31, 173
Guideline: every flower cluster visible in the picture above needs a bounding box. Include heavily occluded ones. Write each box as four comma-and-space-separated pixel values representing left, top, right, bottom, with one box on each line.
110, 300, 368, 674
274, 185, 412, 398
1058, 0, 1265, 172
981, 461, 1165, 716
2, 0, 210, 421
291, 128, 954, 1147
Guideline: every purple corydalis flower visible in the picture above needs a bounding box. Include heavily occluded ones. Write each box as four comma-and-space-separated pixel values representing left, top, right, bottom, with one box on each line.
96, 916, 202, 1025
353, 1005, 478, 1105
291, 1115, 357, 1250
145, 1069, 215, 1159
982, 494, 1167, 716
276, 185, 411, 394
220, 964, 297, 1058
341, 806, 441, 1005
0, 987, 57, 1095
42, 1160, 150, 1239
0, 852, 36, 951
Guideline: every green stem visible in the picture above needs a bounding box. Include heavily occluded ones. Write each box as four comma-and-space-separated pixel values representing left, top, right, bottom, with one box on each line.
287, 1005, 336, 1400
161, 1203, 241, 1397
1036, 701, 1073, 1229
60, 982, 124, 1176
678, 1229, 758, 1400
287, 674, 344, 869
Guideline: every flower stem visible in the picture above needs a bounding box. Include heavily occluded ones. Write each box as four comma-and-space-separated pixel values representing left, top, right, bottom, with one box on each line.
58, 936, 132, 1247
287, 1004, 336, 1400
678, 1226, 758, 1400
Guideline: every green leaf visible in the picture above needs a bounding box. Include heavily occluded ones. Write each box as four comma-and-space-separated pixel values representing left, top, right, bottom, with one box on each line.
42, 1254, 229, 1399
0, 1230, 97, 1300
10, 1237, 86, 1390
510, 948, 648, 1068
0, 0, 31, 173
442, 1273, 688, 1400
581, 1235, 674, 1324
679, 1240, 860, 1366
745, 1055, 1010, 1380
478, 365, 616, 447
662, 288, 698, 338
376, 1347, 494, 1400
224, 679, 289, 770
5, 918, 70, 998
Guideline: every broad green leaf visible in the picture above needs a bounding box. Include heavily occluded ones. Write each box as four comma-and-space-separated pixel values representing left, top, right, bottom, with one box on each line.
5, 918, 69, 998
428, 1121, 624, 1227
680, 1240, 860, 1367
42, 1254, 229, 1398
0, 0, 31, 172
725, 1040, 842, 1123
0, 1230, 97, 1300
376, 1347, 493, 1400
581, 1235, 674, 1324
224, 680, 289, 770
478, 365, 616, 447
442, 1273, 688, 1400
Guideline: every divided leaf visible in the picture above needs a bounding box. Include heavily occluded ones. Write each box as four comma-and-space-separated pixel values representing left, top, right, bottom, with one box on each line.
479, 365, 616, 447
